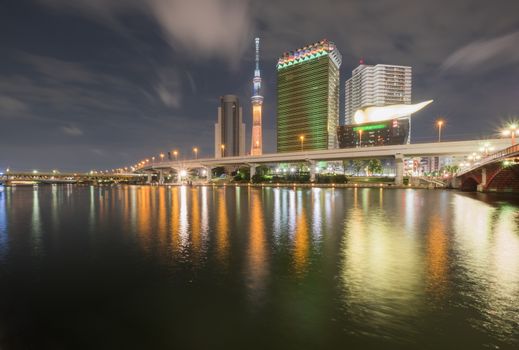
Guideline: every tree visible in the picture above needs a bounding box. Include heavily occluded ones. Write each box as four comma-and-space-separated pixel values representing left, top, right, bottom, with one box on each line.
441, 165, 460, 176
213, 166, 225, 177
367, 159, 383, 175
237, 166, 250, 181
352, 160, 364, 175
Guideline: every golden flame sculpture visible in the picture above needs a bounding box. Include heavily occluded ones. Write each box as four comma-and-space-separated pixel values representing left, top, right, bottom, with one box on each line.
353, 100, 433, 124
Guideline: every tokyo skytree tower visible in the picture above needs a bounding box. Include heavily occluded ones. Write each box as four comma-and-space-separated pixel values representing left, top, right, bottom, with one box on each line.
250, 37, 263, 156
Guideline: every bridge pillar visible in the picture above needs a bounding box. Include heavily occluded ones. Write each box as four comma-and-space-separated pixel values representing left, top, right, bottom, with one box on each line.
250, 164, 257, 182
147, 173, 152, 184
477, 168, 487, 192
308, 160, 316, 182
451, 176, 461, 189
205, 167, 212, 182
395, 154, 404, 186
158, 170, 164, 185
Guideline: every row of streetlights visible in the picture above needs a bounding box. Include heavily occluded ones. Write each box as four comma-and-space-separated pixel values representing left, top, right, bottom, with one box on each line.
134, 147, 201, 170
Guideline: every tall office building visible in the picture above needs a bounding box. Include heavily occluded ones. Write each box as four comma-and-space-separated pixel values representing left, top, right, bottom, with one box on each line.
344, 63, 412, 125
277, 39, 341, 152
214, 95, 246, 158
250, 37, 263, 156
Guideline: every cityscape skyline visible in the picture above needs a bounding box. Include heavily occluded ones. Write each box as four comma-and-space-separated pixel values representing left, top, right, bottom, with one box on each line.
1, 1, 518, 171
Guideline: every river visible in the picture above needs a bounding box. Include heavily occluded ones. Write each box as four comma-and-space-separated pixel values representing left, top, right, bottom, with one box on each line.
0, 185, 518, 349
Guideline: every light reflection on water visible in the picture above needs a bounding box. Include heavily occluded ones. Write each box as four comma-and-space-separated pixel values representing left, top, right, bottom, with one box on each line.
0, 186, 518, 348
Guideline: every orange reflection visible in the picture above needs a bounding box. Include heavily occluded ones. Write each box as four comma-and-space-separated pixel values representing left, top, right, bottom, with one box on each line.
170, 187, 180, 254
247, 189, 267, 297
191, 187, 201, 262
216, 188, 229, 265
137, 187, 152, 252
158, 187, 167, 240
293, 196, 309, 276
426, 214, 447, 297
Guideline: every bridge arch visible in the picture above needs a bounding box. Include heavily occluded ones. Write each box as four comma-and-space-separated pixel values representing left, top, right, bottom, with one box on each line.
460, 176, 479, 192
486, 164, 519, 191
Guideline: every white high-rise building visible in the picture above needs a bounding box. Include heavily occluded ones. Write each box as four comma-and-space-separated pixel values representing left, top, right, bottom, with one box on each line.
345, 62, 412, 125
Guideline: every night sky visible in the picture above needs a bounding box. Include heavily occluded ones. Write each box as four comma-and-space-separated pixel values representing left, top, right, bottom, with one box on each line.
1, 0, 518, 171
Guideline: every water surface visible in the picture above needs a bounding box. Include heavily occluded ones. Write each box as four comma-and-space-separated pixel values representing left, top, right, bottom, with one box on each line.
0, 185, 518, 349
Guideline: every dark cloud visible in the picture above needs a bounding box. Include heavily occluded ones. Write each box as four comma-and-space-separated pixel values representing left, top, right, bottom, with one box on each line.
38, 0, 252, 67
441, 31, 519, 72
0, 95, 27, 114
61, 125, 83, 136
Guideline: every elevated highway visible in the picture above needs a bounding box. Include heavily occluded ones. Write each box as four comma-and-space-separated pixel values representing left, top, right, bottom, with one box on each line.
138, 139, 509, 185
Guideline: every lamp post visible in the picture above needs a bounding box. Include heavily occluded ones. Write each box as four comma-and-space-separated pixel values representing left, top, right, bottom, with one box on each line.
478, 143, 494, 157
437, 119, 444, 142
221, 144, 225, 158
173, 150, 178, 161
358, 129, 363, 147
193, 147, 198, 160
299, 135, 305, 152
502, 123, 518, 145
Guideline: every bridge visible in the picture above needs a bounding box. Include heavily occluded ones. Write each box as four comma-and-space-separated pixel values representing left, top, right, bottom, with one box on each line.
136, 139, 510, 185
456, 143, 519, 192
0, 172, 146, 186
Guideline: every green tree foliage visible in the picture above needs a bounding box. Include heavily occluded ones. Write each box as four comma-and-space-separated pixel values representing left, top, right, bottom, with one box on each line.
213, 166, 225, 177
352, 160, 365, 175
441, 165, 460, 176
367, 159, 383, 175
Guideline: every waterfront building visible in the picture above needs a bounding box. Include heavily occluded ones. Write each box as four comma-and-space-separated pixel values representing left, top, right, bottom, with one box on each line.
336, 101, 432, 148
344, 62, 412, 139
337, 118, 410, 148
250, 38, 263, 156
214, 95, 246, 158
276, 39, 342, 152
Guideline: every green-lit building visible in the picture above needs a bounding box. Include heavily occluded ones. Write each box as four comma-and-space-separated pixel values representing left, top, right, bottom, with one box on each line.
276, 39, 341, 152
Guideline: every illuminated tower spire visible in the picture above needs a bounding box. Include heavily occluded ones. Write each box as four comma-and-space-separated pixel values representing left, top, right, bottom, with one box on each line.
250, 37, 263, 156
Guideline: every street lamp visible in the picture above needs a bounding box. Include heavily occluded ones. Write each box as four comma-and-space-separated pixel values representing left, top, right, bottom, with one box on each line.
437, 119, 444, 142
479, 142, 493, 157
160, 153, 165, 162
173, 150, 178, 161
502, 123, 518, 145
358, 129, 363, 147
221, 144, 225, 157
299, 135, 305, 152
193, 147, 198, 160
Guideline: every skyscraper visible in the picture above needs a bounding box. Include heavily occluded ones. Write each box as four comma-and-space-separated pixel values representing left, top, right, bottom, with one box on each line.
214, 95, 245, 158
250, 38, 263, 156
344, 62, 412, 125
276, 39, 341, 153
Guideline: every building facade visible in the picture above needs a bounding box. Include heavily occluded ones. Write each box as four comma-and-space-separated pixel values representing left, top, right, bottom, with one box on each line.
214, 95, 245, 158
276, 39, 341, 152
337, 118, 410, 148
250, 37, 263, 156
344, 63, 412, 125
